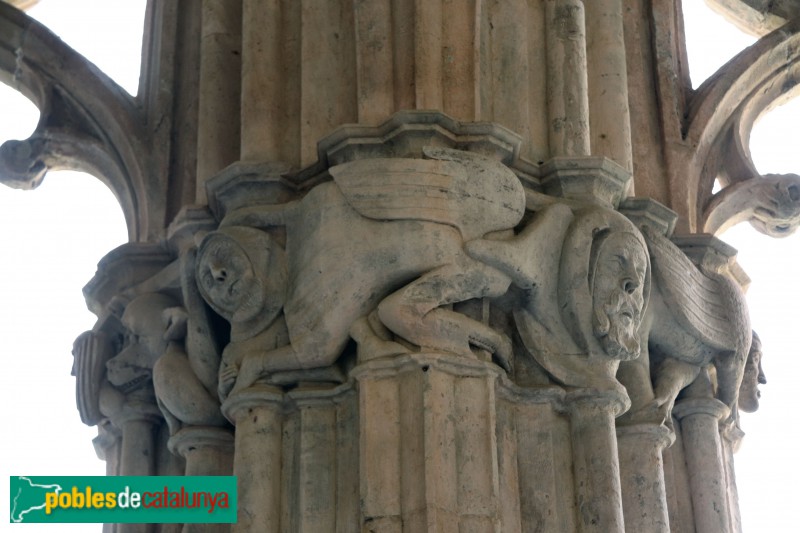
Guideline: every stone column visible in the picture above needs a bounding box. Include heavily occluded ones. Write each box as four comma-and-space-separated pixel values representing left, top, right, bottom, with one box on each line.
673, 397, 732, 533
584, 0, 633, 175
721, 423, 745, 533
168, 427, 234, 533
616, 423, 674, 533
354, 353, 501, 532
168, 426, 234, 476
196, 0, 242, 203
545, 0, 591, 157
113, 398, 162, 533
117, 399, 162, 477
222, 385, 284, 533
240, 0, 280, 162
566, 389, 626, 533
93, 422, 121, 533
274, 383, 359, 532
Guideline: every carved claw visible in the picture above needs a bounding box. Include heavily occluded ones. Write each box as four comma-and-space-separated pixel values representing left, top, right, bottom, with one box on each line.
217, 363, 239, 401
350, 315, 410, 362
228, 353, 264, 396
469, 331, 513, 372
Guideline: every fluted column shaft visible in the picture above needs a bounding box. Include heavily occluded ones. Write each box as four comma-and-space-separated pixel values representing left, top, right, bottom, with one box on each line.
545, 0, 591, 157
196, 0, 242, 203
617, 423, 674, 533
168, 427, 234, 533
585, 0, 633, 175
114, 399, 162, 533
566, 390, 626, 533
222, 386, 283, 533
354, 353, 501, 532
240, 0, 280, 161
673, 397, 731, 533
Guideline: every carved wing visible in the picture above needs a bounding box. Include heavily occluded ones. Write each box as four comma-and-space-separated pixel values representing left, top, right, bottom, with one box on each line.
329, 147, 525, 240
72, 330, 115, 426
644, 228, 733, 350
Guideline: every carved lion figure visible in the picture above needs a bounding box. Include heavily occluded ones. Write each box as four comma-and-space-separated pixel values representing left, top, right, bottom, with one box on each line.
197, 148, 526, 397
620, 227, 752, 425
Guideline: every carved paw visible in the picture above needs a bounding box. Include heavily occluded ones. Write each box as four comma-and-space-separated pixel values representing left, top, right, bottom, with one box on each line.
228, 354, 262, 396
624, 398, 671, 426
470, 332, 513, 372
218, 363, 239, 401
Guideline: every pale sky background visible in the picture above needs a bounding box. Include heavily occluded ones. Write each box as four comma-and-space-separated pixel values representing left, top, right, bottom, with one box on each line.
0, 1, 798, 531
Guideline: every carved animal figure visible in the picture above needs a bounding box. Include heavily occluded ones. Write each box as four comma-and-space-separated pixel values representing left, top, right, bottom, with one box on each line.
626, 227, 751, 422
198, 148, 526, 396
467, 204, 651, 392
152, 251, 228, 434
105, 293, 180, 394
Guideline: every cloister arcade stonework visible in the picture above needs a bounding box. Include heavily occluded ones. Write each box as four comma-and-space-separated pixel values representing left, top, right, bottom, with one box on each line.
1, 0, 797, 532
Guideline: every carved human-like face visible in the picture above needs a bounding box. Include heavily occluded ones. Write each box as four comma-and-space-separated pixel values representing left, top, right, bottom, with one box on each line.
197, 235, 265, 323
591, 232, 648, 360
739, 335, 767, 413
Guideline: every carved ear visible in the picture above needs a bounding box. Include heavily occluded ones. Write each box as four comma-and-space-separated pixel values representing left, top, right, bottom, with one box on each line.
162, 307, 188, 341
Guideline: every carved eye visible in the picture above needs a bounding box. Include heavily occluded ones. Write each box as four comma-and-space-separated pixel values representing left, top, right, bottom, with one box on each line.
788, 183, 800, 202
623, 279, 637, 294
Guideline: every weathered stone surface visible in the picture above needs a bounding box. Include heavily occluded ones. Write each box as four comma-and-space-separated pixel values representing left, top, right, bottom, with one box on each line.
3, 0, 794, 530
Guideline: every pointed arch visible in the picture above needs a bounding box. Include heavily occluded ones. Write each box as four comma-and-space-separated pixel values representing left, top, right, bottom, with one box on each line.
0, 4, 162, 241
678, 17, 800, 232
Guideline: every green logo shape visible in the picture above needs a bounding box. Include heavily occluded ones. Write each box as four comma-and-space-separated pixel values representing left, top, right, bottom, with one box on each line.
9, 476, 237, 524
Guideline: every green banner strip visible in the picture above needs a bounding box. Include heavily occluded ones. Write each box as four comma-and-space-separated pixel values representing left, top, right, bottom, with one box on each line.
10, 476, 237, 524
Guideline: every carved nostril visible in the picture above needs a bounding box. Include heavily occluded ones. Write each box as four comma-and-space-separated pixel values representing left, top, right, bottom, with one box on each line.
210, 266, 227, 283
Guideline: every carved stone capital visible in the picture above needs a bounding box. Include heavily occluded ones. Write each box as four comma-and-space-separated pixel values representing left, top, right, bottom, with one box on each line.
672, 397, 730, 422
206, 160, 296, 221
306, 110, 524, 182
221, 384, 284, 424
671, 233, 738, 274
540, 156, 631, 209
565, 387, 630, 418
616, 422, 675, 451
83, 243, 174, 318
351, 351, 502, 383
618, 197, 678, 237
166, 205, 219, 254
167, 426, 235, 458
